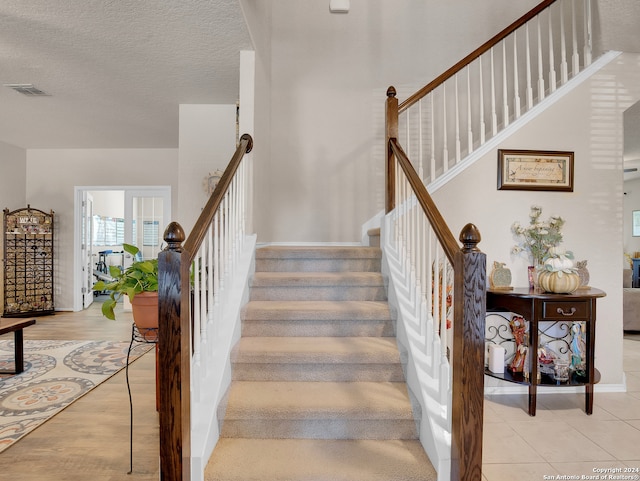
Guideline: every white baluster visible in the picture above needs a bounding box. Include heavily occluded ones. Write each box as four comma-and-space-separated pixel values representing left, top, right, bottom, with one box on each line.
430, 94, 436, 182
525, 23, 533, 109
479, 56, 486, 145
200, 243, 207, 343
537, 15, 546, 100
502, 40, 509, 127
418, 99, 424, 179
490, 47, 498, 136
560, 4, 569, 84
466, 65, 473, 154
571, 0, 580, 76
513, 32, 521, 119
454, 74, 461, 163
442, 84, 449, 171
207, 224, 214, 322
192, 256, 201, 366
583, 0, 592, 66
548, 9, 557, 93
213, 212, 220, 307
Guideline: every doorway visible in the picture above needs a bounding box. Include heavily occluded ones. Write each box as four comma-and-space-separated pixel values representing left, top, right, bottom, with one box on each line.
73, 186, 171, 312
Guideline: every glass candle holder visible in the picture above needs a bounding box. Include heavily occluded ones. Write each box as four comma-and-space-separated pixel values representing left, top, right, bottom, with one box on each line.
553, 359, 571, 382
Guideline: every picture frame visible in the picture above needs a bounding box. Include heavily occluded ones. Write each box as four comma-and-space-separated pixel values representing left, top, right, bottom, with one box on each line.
497, 149, 574, 192
633, 211, 640, 237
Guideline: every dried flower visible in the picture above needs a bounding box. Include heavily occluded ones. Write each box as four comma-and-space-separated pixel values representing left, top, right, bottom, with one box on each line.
512, 205, 565, 266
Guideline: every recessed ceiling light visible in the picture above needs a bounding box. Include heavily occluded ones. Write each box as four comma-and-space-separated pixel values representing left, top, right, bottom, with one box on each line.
4, 84, 50, 96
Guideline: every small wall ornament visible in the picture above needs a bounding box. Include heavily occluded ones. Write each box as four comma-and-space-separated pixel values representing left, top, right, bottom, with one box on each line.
203, 169, 224, 196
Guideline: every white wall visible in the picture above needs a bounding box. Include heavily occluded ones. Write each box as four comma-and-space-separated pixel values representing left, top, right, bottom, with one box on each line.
91, 190, 124, 219
0, 141, 27, 313
178, 104, 237, 234
250, 0, 538, 242
26, 148, 178, 310
433, 52, 640, 386
0, 141, 26, 211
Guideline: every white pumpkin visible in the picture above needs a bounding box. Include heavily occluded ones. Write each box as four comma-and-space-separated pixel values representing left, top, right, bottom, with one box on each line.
538, 271, 581, 294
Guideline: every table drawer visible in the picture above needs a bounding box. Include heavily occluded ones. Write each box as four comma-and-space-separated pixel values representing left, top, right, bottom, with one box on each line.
542, 300, 589, 320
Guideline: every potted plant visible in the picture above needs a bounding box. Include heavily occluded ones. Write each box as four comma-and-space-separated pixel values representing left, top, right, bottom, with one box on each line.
93, 243, 158, 339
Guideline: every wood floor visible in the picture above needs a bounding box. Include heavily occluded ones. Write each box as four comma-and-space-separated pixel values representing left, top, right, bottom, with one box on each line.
0, 298, 159, 481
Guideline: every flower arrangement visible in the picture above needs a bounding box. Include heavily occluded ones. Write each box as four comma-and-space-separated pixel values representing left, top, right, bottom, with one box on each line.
511, 205, 565, 266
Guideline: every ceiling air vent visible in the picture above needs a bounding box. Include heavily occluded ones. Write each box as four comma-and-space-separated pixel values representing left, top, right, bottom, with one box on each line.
4, 84, 50, 96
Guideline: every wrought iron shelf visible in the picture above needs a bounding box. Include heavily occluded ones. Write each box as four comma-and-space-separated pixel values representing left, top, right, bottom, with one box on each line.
3, 206, 55, 317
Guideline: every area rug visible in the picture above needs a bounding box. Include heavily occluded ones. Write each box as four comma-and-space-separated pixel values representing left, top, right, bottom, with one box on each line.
0, 339, 153, 453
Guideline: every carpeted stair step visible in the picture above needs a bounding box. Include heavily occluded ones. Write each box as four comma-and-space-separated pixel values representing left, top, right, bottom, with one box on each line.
249, 272, 387, 301
220, 381, 418, 440
231, 336, 404, 381
205, 438, 437, 481
256, 245, 381, 272
241, 300, 394, 337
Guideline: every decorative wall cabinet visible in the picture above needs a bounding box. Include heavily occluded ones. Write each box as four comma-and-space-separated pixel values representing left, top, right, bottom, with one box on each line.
3, 206, 55, 317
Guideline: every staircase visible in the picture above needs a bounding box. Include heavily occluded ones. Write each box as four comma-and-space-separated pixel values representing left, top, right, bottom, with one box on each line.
204, 245, 436, 481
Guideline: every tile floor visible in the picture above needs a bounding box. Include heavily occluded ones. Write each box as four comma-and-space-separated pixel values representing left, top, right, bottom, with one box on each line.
482, 336, 640, 481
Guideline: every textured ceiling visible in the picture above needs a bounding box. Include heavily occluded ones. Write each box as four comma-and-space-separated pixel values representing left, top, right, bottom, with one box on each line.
0, 0, 252, 149
0, 1, 638, 151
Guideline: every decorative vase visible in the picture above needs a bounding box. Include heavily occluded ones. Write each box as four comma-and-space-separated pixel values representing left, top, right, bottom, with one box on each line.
527, 266, 537, 290
537, 271, 581, 294
130, 291, 159, 341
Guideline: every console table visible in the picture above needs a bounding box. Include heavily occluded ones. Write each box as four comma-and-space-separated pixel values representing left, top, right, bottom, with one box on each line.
486, 287, 606, 416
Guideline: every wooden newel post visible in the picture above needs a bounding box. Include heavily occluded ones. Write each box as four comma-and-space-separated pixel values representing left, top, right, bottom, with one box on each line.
158, 221, 190, 481
451, 223, 486, 481
386, 86, 398, 213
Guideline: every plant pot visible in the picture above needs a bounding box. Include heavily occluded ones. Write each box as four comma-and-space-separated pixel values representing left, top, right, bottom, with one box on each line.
130, 291, 159, 341
537, 271, 581, 294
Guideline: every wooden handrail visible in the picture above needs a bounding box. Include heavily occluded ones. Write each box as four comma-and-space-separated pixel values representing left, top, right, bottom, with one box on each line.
183, 133, 253, 259
158, 133, 253, 481
398, 0, 557, 113
389, 137, 459, 264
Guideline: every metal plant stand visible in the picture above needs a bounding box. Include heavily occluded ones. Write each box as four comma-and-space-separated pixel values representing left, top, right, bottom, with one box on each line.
125, 323, 158, 474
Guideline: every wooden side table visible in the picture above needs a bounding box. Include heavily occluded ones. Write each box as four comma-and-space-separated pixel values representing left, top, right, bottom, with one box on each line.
486, 287, 606, 416
0, 318, 36, 374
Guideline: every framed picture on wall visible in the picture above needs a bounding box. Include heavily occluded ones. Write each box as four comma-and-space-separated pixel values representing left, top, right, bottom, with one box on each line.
497, 149, 574, 191
633, 211, 640, 237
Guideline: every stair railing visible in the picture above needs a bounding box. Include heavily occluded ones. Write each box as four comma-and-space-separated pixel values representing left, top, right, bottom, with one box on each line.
395, 0, 594, 189
386, 86, 486, 481
157, 133, 253, 481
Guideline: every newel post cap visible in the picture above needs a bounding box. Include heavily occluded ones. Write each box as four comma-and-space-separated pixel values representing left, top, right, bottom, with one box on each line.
163, 222, 185, 252
459, 223, 482, 252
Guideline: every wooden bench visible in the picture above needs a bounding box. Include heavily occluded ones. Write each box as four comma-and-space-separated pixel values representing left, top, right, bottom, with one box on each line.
0, 318, 36, 374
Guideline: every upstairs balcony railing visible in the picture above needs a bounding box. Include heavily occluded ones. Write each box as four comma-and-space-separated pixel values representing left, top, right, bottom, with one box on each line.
396, 0, 594, 189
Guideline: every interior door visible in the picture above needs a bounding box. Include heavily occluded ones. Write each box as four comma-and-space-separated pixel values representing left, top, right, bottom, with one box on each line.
124, 188, 171, 263
81, 191, 94, 309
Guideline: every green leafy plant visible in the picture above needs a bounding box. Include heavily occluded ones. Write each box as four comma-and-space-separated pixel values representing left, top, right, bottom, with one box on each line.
93, 243, 158, 320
